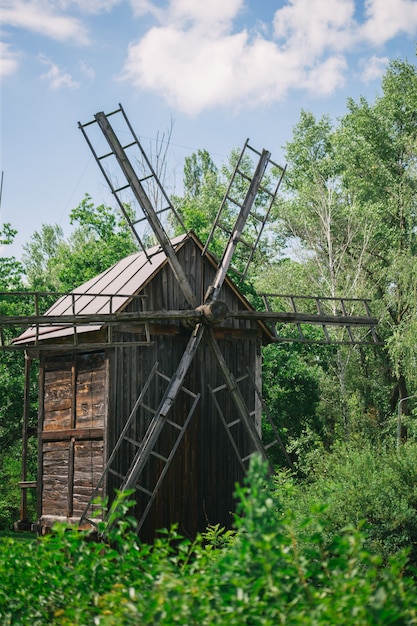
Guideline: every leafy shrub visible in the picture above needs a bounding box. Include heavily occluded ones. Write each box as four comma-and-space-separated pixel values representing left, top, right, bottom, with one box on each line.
283, 440, 417, 568
0, 440, 37, 530
1, 456, 417, 625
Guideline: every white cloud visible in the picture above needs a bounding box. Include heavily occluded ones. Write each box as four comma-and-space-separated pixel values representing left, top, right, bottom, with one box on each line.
164, 0, 243, 30
123, 28, 284, 115
0, 42, 20, 77
5, 0, 414, 112
39, 55, 80, 89
273, 0, 357, 57
359, 54, 389, 82
121, 0, 417, 115
2, 0, 90, 45
129, 0, 243, 26
361, 0, 417, 45
302, 55, 348, 94
129, 0, 161, 18
121, 0, 354, 114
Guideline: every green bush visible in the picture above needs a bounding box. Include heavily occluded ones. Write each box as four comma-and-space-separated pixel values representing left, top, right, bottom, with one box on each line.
0, 440, 37, 530
1, 456, 417, 625
284, 440, 417, 568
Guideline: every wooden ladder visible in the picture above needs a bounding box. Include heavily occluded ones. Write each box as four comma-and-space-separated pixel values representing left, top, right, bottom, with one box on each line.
79, 104, 198, 309
208, 367, 295, 473
202, 139, 286, 279
80, 362, 200, 533
79, 105, 186, 255
261, 293, 379, 345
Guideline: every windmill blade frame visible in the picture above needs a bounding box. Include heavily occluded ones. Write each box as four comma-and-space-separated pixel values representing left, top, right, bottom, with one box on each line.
79, 105, 198, 309
76, 105, 290, 530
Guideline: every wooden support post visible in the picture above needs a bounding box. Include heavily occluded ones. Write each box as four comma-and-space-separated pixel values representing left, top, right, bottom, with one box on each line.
37, 359, 45, 524
19, 353, 31, 525
67, 356, 77, 517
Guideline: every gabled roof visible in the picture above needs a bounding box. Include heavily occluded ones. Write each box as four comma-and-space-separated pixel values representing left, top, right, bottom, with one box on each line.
14, 231, 271, 346
14, 234, 189, 345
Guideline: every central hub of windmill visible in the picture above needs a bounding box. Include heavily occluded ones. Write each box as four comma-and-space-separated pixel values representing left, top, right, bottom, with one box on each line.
196, 300, 229, 326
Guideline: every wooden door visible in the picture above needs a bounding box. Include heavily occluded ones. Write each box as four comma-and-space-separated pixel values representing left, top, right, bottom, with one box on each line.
39, 352, 107, 530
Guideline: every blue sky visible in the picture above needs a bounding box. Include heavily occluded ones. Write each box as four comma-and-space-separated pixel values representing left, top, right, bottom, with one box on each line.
1, 0, 417, 260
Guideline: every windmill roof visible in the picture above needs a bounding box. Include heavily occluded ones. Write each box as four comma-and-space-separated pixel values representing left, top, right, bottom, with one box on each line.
13, 232, 271, 346
13, 233, 189, 345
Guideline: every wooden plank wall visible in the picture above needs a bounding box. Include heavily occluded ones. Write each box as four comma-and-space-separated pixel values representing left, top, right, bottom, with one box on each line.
37, 237, 265, 537
108, 238, 263, 542
40, 352, 106, 525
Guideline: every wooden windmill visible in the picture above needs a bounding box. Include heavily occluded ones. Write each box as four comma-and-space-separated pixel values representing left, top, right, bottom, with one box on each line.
1, 105, 378, 539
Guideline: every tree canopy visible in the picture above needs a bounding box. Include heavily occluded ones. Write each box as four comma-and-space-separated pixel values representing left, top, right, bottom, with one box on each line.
270, 58, 417, 446
22, 195, 139, 292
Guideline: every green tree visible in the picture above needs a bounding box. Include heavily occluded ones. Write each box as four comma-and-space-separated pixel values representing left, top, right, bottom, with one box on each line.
21, 224, 64, 290
262, 341, 322, 468
0, 225, 37, 528
173, 147, 283, 279
0, 224, 27, 451
275, 58, 417, 443
285, 440, 417, 568
276, 111, 376, 440
278, 110, 371, 300
336, 59, 417, 424
172, 149, 226, 253
22, 195, 139, 292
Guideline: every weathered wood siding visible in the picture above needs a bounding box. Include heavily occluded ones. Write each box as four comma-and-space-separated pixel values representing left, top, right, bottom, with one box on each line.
39, 352, 107, 526
108, 238, 263, 541
36, 237, 266, 539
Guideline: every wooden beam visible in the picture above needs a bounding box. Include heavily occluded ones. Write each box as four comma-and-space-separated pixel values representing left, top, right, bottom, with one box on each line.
0, 308, 378, 329
19, 481, 37, 489
67, 438, 75, 517
0, 310, 203, 326
19, 354, 31, 522
6, 340, 154, 353
37, 360, 45, 521
230, 310, 378, 326
42, 428, 104, 442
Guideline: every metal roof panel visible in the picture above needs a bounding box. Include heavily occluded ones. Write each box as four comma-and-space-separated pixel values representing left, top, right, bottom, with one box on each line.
13, 234, 188, 344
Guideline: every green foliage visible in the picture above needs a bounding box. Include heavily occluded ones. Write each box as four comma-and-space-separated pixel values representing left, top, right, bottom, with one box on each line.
262, 342, 322, 467
0, 224, 25, 290
0, 344, 37, 530
0, 445, 22, 530
278, 109, 369, 300
273, 57, 417, 449
285, 440, 417, 568
22, 195, 138, 292
21, 223, 65, 290
0, 225, 38, 530
172, 149, 226, 251
173, 147, 283, 276
1, 456, 417, 625
0, 440, 37, 530
335, 59, 417, 386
